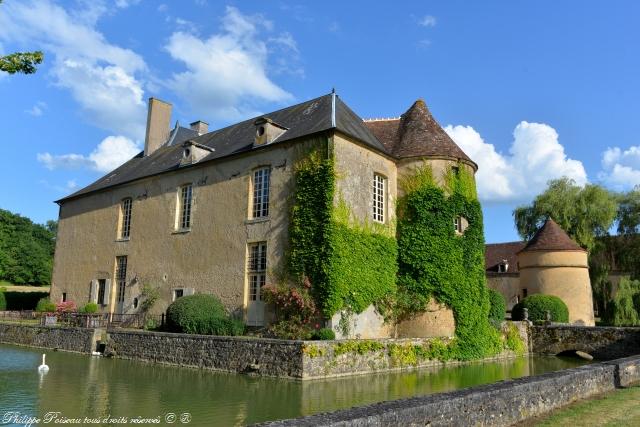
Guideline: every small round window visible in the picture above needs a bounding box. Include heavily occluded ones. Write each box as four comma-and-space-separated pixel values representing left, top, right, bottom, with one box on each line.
183, 148, 191, 158
133, 298, 139, 309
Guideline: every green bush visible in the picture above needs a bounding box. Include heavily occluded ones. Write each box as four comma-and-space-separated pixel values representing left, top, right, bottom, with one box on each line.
166, 294, 244, 336
488, 289, 506, 323
80, 302, 98, 314
604, 278, 640, 326
0, 291, 5, 311
3, 291, 49, 310
35, 297, 56, 312
512, 295, 569, 323
312, 328, 336, 340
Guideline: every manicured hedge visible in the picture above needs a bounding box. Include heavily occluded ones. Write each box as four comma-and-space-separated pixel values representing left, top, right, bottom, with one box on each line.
488, 288, 506, 323
35, 297, 56, 312
512, 294, 569, 323
0, 291, 5, 311
166, 294, 244, 336
3, 291, 49, 310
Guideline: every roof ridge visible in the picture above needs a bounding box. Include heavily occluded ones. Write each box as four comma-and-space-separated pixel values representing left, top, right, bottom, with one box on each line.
363, 117, 401, 122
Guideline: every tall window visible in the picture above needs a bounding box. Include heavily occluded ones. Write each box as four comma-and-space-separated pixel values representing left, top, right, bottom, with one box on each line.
115, 256, 127, 303
120, 198, 132, 239
247, 242, 267, 302
178, 184, 193, 230
252, 168, 270, 218
97, 279, 106, 305
373, 173, 386, 223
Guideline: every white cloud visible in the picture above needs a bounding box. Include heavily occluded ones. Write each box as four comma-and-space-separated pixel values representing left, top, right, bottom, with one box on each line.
419, 15, 437, 27
0, 0, 147, 139
115, 0, 141, 8
38, 136, 141, 173
598, 145, 640, 190
164, 6, 294, 121
25, 101, 47, 117
445, 121, 588, 203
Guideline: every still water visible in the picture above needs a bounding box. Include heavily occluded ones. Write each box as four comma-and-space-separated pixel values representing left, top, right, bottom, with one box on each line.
0, 344, 588, 426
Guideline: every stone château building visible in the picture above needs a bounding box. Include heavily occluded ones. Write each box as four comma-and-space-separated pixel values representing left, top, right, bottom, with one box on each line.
486, 219, 595, 326
50, 92, 476, 336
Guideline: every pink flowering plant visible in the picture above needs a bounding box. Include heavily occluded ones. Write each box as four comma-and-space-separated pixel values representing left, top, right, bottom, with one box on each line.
55, 301, 77, 314
262, 276, 320, 339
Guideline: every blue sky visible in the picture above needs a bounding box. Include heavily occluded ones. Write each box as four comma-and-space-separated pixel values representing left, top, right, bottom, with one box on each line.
1, 1, 639, 243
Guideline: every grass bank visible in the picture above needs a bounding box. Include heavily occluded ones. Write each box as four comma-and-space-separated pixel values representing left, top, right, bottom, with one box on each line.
523, 385, 640, 426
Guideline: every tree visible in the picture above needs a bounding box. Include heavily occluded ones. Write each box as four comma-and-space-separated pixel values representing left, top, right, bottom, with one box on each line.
0, 1, 44, 75
0, 209, 56, 285
513, 178, 618, 252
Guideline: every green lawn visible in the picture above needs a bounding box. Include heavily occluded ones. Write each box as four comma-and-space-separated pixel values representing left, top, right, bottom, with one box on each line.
0, 281, 50, 292
528, 385, 640, 426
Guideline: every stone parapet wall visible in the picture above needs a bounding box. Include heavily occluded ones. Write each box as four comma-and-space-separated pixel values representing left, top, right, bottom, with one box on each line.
0, 323, 97, 353
531, 325, 640, 359
259, 356, 640, 426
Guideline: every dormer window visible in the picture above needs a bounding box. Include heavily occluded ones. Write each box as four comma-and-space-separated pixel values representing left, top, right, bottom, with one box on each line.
253, 117, 287, 146
180, 141, 214, 167
498, 260, 509, 273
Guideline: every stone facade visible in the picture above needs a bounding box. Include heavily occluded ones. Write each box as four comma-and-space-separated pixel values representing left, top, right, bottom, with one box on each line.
50, 94, 476, 338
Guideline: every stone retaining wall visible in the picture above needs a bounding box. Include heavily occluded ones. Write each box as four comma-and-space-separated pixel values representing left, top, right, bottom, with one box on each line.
258, 356, 640, 426
0, 323, 98, 353
531, 325, 640, 359
105, 329, 305, 378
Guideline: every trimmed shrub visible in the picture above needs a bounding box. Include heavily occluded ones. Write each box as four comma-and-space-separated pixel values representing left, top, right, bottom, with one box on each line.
488, 289, 506, 323
81, 302, 98, 314
4, 291, 49, 310
0, 291, 5, 311
512, 294, 569, 323
166, 294, 244, 336
35, 298, 56, 313
312, 328, 336, 340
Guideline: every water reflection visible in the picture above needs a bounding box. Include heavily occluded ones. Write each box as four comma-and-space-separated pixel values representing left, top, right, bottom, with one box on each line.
0, 345, 587, 426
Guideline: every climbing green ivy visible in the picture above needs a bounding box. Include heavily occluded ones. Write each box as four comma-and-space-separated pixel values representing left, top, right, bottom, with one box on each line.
289, 145, 397, 317
396, 164, 502, 360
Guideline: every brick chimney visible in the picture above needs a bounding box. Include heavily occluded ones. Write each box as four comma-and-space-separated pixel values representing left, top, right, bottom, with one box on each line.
144, 97, 172, 156
190, 120, 209, 135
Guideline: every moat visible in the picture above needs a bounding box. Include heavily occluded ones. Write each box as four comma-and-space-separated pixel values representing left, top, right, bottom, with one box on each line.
0, 344, 589, 426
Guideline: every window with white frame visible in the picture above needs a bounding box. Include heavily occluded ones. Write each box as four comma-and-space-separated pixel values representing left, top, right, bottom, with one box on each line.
373, 173, 386, 223
247, 242, 267, 301
115, 256, 127, 303
252, 168, 271, 218
178, 184, 193, 230
454, 216, 464, 234
119, 198, 132, 239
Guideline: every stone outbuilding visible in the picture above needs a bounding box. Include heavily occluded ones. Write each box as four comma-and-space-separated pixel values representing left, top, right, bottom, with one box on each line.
486, 219, 595, 326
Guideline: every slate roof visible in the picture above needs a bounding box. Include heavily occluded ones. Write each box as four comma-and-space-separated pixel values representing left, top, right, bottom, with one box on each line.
485, 241, 526, 273
57, 93, 472, 203
364, 99, 476, 169
519, 219, 585, 253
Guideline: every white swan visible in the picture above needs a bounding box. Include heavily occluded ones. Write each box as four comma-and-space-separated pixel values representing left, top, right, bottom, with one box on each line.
38, 354, 49, 372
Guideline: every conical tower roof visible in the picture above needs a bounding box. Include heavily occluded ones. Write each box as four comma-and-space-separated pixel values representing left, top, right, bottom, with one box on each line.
364, 99, 476, 169
519, 219, 584, 253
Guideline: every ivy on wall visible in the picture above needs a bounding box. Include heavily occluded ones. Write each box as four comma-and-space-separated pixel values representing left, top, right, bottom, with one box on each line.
396, 165, 502, 360
288, 144, 398, 317
289, 145, 501, 360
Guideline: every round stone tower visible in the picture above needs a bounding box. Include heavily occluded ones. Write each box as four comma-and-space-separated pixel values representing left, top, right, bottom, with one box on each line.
365, 99, 478, 338
517, 219, 595, 326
